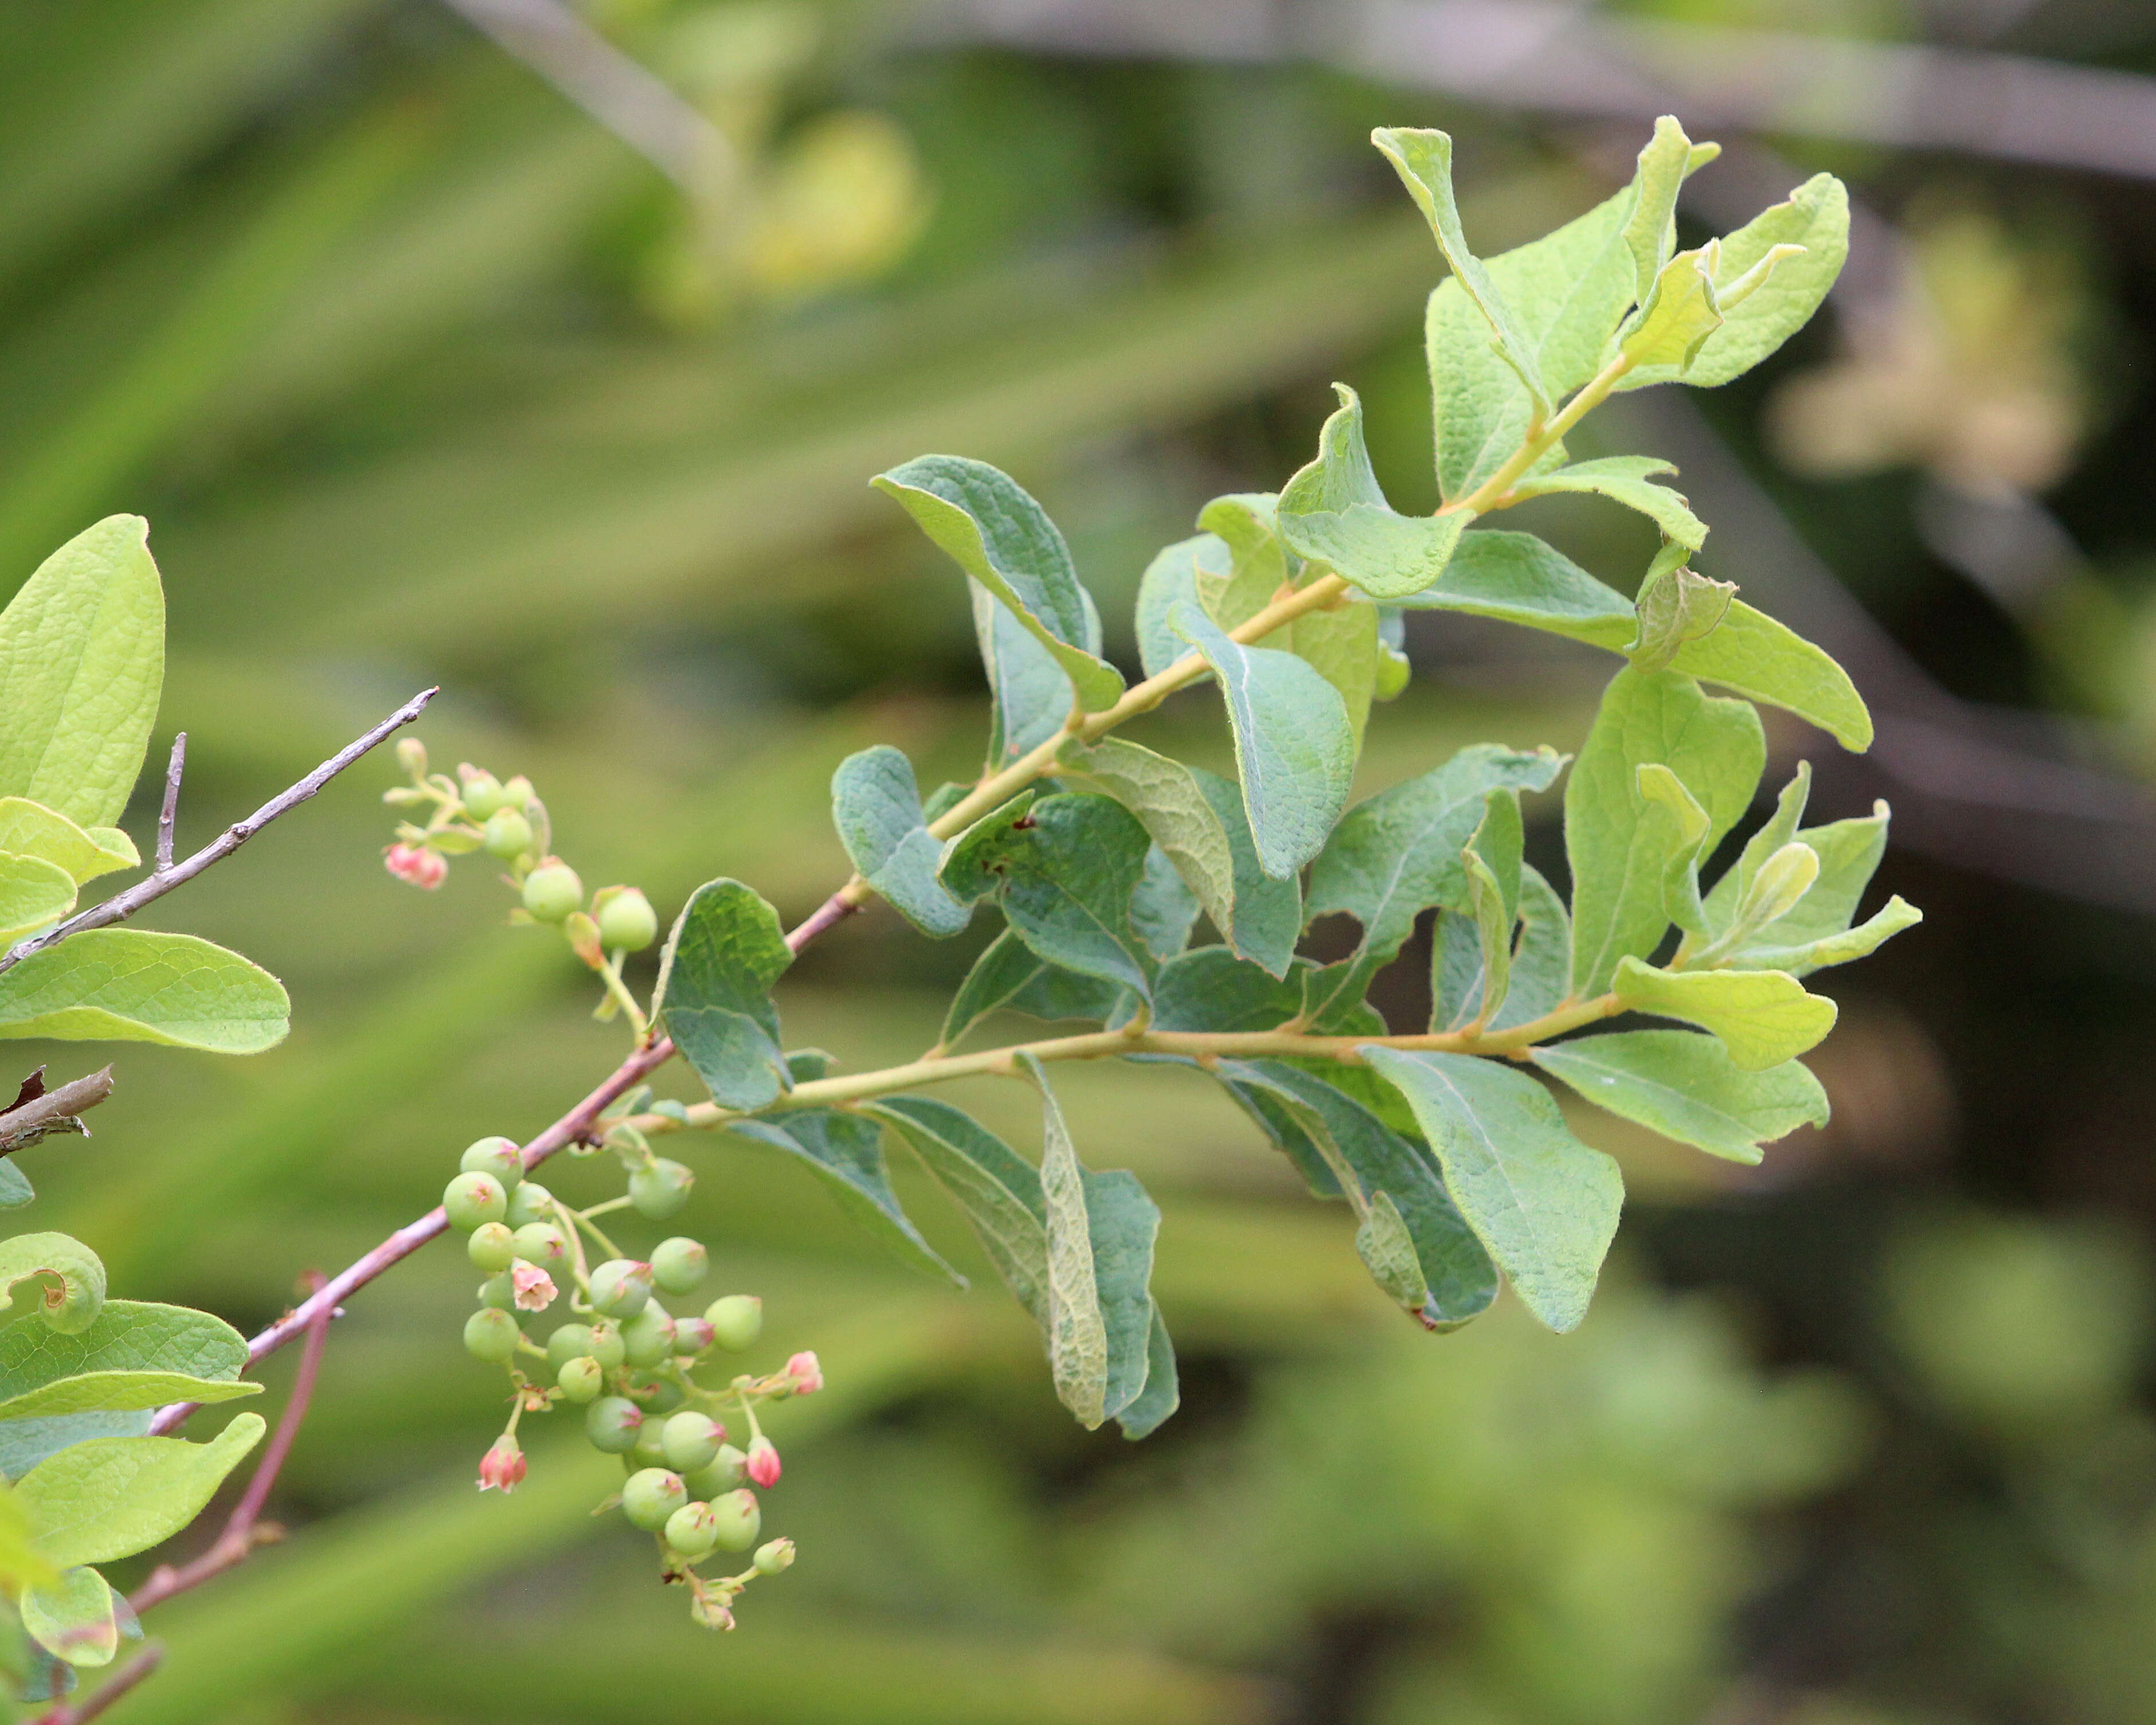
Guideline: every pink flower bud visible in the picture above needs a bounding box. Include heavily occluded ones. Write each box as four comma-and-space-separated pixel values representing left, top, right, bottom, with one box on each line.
511, 1262, 557, 1312
384, 843, 447, 890
478, 1434, 526, 1492
785, 1351, 824, 1395
745, 1435, 781, 1489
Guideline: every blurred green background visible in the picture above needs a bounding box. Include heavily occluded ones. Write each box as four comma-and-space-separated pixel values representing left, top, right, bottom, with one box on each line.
6, 0, 2156, 1720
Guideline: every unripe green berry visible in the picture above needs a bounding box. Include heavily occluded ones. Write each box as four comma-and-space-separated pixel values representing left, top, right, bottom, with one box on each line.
584, 1396, 643, 1454
557, 1356, 604, 1403
661, 1410, 725, 1473
463, 1307, 520, 1363
502, 1180, 554, 1229
704, 1294, 763, 1352
632, 1374, 685, 1416
461, 771, 508, 820
467, 1222, 516, 1273
597, 889, 659, 953
629, 1157, 694, 1220
621, 1305, 675, 1368
586, 1319, 627, 1371
629, 1421, 671, 1469
621, 1468, 687, 1532
671, 1317, 716, 1356
443, 1171, 507, 1232
510, 1222, 567, 1269
546, 1323, 595, 1372
483, 807, 533, 861
522, 860, 582, 924
663, 1500, 721, 1559
587, 1259, 652, 1319
650, 1237, 707, 1295
753, 1538, 795, 1575
707, 1488, 761, 1552
684, 1445, 746, 1497
459, 1136, 524, 1190
477, 1274, 517, 1311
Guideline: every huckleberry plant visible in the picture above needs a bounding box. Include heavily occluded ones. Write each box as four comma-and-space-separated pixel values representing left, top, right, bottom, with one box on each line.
377, 114, 1922, 1633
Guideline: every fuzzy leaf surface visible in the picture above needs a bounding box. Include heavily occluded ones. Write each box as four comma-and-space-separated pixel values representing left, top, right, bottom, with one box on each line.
1057, 738, 1234, 949
0, 1235, 103, 1336
18, 1411, 264, 1568
830, 746, 969, 937
0, 855, 76, 946
1510, 456, 1707, 550
1533, 1028, 1829, 1164
1277, 385, 1474, 600
1612, 959, 1838, 1070
21, 1567, 120, 1668
656, 879, 793, 1112
1190, 765, 1300, 976
0, 801, 136, 887
937, 928, 1128, 1050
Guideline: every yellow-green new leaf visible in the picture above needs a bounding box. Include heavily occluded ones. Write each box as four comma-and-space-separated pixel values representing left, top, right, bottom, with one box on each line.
0, 930, 289, 1053
21, 1566, 122, 1668
0, 854, 76, 945
1613, 957, 1838, 1070
1510, 456, 1708, 550
0, 1234, 104, 1336
0, 801, 136, 887
17, 1411, 264, 1569
1277, 385, 1475, 600
1532, 1029, 1828, 1164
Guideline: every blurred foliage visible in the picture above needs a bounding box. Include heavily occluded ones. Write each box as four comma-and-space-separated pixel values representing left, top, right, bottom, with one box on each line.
0, 0, 2153, 1720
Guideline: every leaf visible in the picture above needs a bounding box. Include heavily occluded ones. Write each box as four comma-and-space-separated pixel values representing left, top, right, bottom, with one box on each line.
1193, 493, 1288, 625
1132, 534, 1218, 682
0, 1298, 257, 1427
1705, 800, 1885, 951
1357, 1192, 1428, 1314
1612, 958, 1838, 1070
1056, 738, 1234, 948
0, 930, 289, 1054
0, 854, 77, 946
0, 1372, 260, 1424
1275, 385, 1474, 600
1169, 603, 1353, 882
1458, 792, 1523, 1026
1116, 1306, 1180, 1441
1533, 1029, 1829, 1165
1509, 456, 1708, 550
1733, 896, 1923, 976
0, 1163, 31, 1208
0, 517, 165, 830
1565, 668, 1764, 996
1661, 174, 1849, 389
1190, 765, 1300, 977
829, 746, 970, 938
873, 455, 1124, 714
1129, 846, 1199, 965
1620, 246, 1724, 371
1361, 1049, 1623, 1334
725, 1108, 962, 1285
1390, 530, 1636, 641
0, 803, 136, 889
0, 1235, 104, 1336
21, 1567, 120, 1668
1656, 602, 1872, 751
654, 879, 793, 1112
17, 1411, 265, 1568
1635, 762, 1713, 937
936, 929, 1126, 1051
1305, 743, 1566, 1020
1083, 1168, 1164, 1425
1148, 945, 1303, 1033
870, 1098, 1047, 1321
973, 578, 1074, 768
0, 1416, 151, 1486
939, 792, 1156, 1000
1619, 116, 1700, 308
0, 1477, 55, 1594
1629, 561, 1737, 672
1437, 864, 1570, 1033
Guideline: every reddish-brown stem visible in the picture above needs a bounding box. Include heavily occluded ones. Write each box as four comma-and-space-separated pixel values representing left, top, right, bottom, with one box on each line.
33, 1644, 164, 1725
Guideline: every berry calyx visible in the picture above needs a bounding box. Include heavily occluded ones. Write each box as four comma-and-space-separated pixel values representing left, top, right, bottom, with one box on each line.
586, 1319, 627, 1371
661, 1410, 725, 1473
707, 1489, 761, 1552
621, 1305, 676, 1368
629, 1158, 694, 1220
671, 1317, 716, 1356
585, 1397, 643, 1454
503, 1180, 554, 1229
510, 1222, 568, 1268
463, 1307, 521, 1363
459, 1137, 525, 1190
663, 1500, 721, 1559
650, 1237, 707, 1295
460, 769, 508, 820
684, 1445, 746, 1498
621, 1468, 688, 1532
482, 807, 533, 861
557, 1356, 604, 1403
522, 860, 582, 924
704, 1294, 763, 1352
467, 1222, 516, 1273
443, 1171, 507, 1232
753, 1538, 795, 1575
588, 1259, 653, 1319
597, 888, 659, 952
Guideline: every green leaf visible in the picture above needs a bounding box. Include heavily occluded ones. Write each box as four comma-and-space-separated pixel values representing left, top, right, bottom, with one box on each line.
1629, 561, 1737, 672
973, 579, 1074, 768
1149, 945, 1300, 1032
1635, 762, 1714, 937
1509, 456, 1708, 550
1190, 766, 1300, 977
1129, 846, 1199, 964
1390, 530, 1636, 640
1057, 738, 1234, 949
1566, 668, 1764, 996
21, 1567, 120, 1668
872, 456, 1124, 714
1361, 1049, 1623, 1334
725, 1108, 962, 1285
1459, 792, 1524, 1026
1357, 1190, 1428, 1313
1435, 864, 1571, 1033
18, 1413, 265, 1568
0, 1415, 150, 1485
1706, 800, 1883, 949
1533, 1029, 1829, 1165
0, 517, 165, 830
0, 1161, 33, 1208
1658, 174, 1849, 389
1222, 1058, 1498, 1329
1132, 534, 1217, 681
0, 801, 135, 888
0, 1235, 104, 1336
1655, 602, 1872, 751
1082, 1168, 1164, 1425
1619, 116, 1700, 308
0, 854, 77, 946
1116, 1307, 1180, 1441
0, 1300, 246, 1403
1620, 246, 1724, 371
1611, 958, 1838, 1070
0, 929, 289, 1054
654, 879, 793, 1112
1193, 493, 1288, 626
1732, 896, 1923, 976
939, 792, 1156, 1000
936, 928, 1128, 1051
0, 1372, 259, 1424
829, 746, 970, 938
1276, 385, 1474, 600
1169, 604, 1354, 882
871, 1098, 1048, 1322
1306, 743, 1566, 1021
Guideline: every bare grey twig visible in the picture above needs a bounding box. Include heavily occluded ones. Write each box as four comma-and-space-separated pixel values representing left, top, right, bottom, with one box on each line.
155, 734, 185, 875
0, 689, 437, 981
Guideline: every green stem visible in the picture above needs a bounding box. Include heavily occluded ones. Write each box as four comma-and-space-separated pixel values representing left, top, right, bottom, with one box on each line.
1445, 349, 1638, 517
561, 1203, 626, 1266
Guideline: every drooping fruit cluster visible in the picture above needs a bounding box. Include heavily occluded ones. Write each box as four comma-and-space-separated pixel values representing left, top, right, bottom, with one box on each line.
444, 1114, 821, 1629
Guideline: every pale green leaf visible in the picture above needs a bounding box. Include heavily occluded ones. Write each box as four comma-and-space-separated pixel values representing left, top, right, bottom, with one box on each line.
1629, 562, 1737, 671
1665, 174, 1849, 389
0, 1161, 32, 1208
1116, 1307, 1180, 1441
18, 1411, 265, 1568
1023, 1051, 1105, 1427
0, 1372, 260, 1423
1170, 603, 1354, 881
0, 517, 165, 830
1194, 492, 1288, 628
1732, 895, 1923, 976
1390, 530, 1635, 640
1149, 945, 1300, 1033
829, 746, 970, 938
1362, 1049, 1623, 1333
873, 456, 1124, 713
22, 1567, 120, 1668
0, 1298, 256, 1427
655, 879, 793, 1112
1190, 766, 1300, 977
0, 930, 288, 1054
0, 1235, 104, 1336
1620, 247, 1723, 371
0, 855, 77, 946
973, 578, 1075, 768
1357, 1191, 1429, 1314
726, 1106, 962, 1284
1619, 116, 1700, 307
0, 801, 136, 887
1509, 456, 1708, 550
1277, 385, 1474, 600
1083, 1167, 1163, 1425
1129, 845, 1199, 964
1635, 761, 1713, 937
871, 1098, 1047, 1322
1132, 534, 1217, 682
1435, 863, 1570, 1033
1656, 601, 1872, 751
1703, 796, 1915, 973
936, 928, 1128, 1051
1459, 791, 1524, 1026
1613, 957, 1838, 1070
0, 1416, 149, 1485
1057, 737, 1234, 949
1532, 1028, 1828, 1164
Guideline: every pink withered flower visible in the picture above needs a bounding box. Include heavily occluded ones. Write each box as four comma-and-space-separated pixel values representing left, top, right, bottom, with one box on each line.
384, 842, 447, 890
511, 1262, 557, 1312
745, 1435, 782, 1489
784, 1351, 823, 1395
478, 1434, 526, 1493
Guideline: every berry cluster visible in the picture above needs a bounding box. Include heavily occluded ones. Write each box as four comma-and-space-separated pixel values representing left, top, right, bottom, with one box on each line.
448, 1131, 818, 1629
